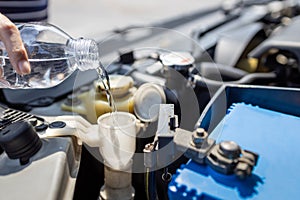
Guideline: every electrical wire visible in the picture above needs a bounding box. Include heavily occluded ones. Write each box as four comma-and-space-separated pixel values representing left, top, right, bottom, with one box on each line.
145, 167, 157, 200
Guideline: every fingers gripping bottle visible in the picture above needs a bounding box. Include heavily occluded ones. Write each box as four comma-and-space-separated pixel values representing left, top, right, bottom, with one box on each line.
0, 22, 107, 88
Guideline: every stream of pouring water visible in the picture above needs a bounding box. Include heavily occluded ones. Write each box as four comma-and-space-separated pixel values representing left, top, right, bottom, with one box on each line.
96, 62, 117, 112
97, 62, 127, 168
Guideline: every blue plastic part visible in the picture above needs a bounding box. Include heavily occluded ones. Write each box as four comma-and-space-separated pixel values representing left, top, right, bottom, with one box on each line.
169, 103, 300, 200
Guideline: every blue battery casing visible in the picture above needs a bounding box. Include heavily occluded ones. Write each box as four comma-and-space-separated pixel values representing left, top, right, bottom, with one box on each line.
168, 86, 300, 200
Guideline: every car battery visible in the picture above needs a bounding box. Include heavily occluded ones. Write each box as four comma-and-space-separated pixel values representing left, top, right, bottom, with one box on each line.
169, 85, 300, 199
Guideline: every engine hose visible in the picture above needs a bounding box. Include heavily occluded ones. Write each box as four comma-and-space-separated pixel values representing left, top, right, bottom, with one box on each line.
199, 62, 248, 80
192, 71, 277, 91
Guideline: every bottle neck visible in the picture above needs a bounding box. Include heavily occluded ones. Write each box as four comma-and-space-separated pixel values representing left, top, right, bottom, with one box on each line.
67, 38, 99, 71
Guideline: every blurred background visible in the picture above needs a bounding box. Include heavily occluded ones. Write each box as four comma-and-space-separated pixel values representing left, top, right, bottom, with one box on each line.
48, 0, 223, 38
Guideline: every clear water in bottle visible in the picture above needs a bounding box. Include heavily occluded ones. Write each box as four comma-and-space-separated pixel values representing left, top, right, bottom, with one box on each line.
0, 22, 100, 89
1, 56, 75, 88
0, 22, 119, 120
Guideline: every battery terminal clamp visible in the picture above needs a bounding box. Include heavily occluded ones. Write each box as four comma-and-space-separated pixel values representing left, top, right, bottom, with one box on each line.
174, 128, 259, 179
206, 141, 259, 179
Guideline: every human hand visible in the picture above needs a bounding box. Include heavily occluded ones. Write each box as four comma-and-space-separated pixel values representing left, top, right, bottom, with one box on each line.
0, 13, 30, 75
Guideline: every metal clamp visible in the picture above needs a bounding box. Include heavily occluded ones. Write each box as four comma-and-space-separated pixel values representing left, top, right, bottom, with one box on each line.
174, 128, 259, 179
206, 141, 259, 179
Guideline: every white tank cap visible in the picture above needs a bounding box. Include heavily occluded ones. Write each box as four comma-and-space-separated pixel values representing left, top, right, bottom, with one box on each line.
160, 51, 195, 67
133, 83, 166, 122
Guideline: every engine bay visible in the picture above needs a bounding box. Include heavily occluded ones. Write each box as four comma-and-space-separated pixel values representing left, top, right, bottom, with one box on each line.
1, 1, 300, 199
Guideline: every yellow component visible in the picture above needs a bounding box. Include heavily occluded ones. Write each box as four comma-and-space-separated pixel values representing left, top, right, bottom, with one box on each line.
95, 75, 134, 97
94, 90, 135, 118
61, 75, 136, 124
236, 58, 259, 73
61, 101, 86, 115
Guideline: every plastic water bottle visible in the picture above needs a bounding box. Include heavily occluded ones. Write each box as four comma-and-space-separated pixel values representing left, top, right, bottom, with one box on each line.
0, 22, 107, 89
